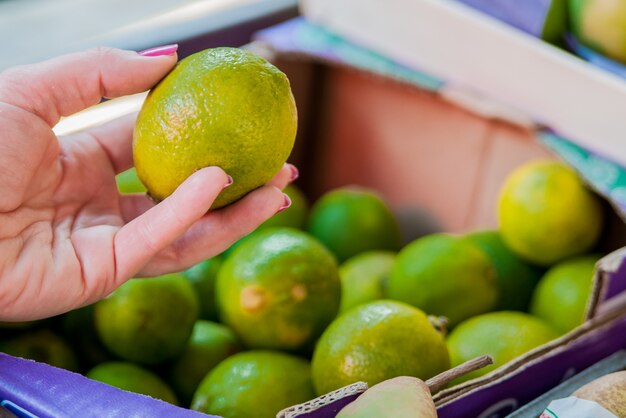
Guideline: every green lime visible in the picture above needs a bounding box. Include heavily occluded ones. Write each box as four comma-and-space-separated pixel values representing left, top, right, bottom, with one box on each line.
311, 300, 450, 396
0, 329, 78, 371
94, 273, 198, 364
183, 257, 223, 321
133, 47, 297, 208
259, 184, 309, 230
338, 251, 395, 314
530, 254, 600, 334
498, 161, 604, 266
216, 228, 340, 351
307, 187, 402, 262
87, 361, 178, 405
115, 167, 146, 194
168, 320, 241, 406
447, 311, 559, 383
466, 230, 544, 311
387, 234, 497, 327
191, 350, 315, 418
221, 184, 309, 258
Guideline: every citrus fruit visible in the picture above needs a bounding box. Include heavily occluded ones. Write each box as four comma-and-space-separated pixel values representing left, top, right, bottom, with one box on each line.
133, 47, 297, 208
115, 167, 146, 194
168, 320, 241, 405
307, 187, 402, 262
221, 184, 309, 258
216, 228, 340, 351
570, 0, 626, 64
191, 350, 315, 418
259, 184, 309, 230
0, 329, 78, 371
530, 254, 600, 334
498, 161, 604, 266
86, 361, 178, 405
94, 273, 198, 364
311, 300, 450, 396
338, 251, 395, 314
466, 230, 544, 311
387, 234, 497, 327
447, 311, 559, 383
183, 257, 223, 321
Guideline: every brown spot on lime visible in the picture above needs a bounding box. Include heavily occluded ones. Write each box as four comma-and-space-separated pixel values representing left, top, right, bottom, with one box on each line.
240, 286, 266, 313
291, 284, 307, 302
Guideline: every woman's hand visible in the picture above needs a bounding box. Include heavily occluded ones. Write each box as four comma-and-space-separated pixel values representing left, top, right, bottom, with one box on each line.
0, 46, 295, 321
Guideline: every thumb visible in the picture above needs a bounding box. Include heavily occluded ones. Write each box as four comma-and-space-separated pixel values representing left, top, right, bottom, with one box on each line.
0, 45, 178, 127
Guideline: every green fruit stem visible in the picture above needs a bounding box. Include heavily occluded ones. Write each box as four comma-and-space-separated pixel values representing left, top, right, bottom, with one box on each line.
425, 355, 493, 394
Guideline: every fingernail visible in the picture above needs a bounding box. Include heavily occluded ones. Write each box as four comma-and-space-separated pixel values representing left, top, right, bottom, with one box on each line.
277, 194, 292, 213
289, 164, 299, 182
223, 175, 234, 189
138, 44, 178, 57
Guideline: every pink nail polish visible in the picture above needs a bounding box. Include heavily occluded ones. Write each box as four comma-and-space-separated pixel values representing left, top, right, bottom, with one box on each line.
277, 194, 292, 213
289, 164, 299, 182
138, 44, 178, 57
223, 175, 234, 189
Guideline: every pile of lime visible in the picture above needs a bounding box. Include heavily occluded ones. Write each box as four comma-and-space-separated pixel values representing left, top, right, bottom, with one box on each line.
0, 46, 610, 418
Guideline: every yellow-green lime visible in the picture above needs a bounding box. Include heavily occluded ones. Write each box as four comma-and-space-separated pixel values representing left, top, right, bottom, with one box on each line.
387, 234, 497, 327
338, 251, 395, 314
133, 47, 297, 208
307, 187, 402, 262
530, 254, 600, 334
216, 228, 340, 351
498, 161, 604, 266
311, 300, 450, 396
168, 320, 241, 406
0, 329, 78, 371
466, 230, 544, 311
191, 350, 315, 418
447, 311, 559, 383
94, 273, 198, 364
87, 361, 178, 405
115, 167, 146, 194
183, 257, 223, 321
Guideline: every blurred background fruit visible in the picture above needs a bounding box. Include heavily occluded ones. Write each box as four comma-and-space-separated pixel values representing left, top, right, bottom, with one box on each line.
115, 167, 146, 194
216, 228, 340, 351
259, 184, 309, 230
498, 161, 604, 266
466, 230, 544, 311
311, 300, 450, 396
387, 234, 497, 327
0, 329, 78, 372
94, 273, 198, 365
569, 0, 626, 64
168, 320, 241, 406
338, 251, 395, 314
183, 257, 223, 322
307, 187, 402, 262
447, 311, 559, 383
191, 350, 315, 418
87, 361, 179, 405
530, 254, 601, 334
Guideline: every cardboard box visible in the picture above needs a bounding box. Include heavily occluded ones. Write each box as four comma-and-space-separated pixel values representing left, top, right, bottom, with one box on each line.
299, 0, 626, 171
250, 22, 626, 418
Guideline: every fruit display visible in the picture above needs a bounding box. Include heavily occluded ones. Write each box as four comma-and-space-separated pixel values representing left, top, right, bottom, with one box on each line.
0, 46, 615, 418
